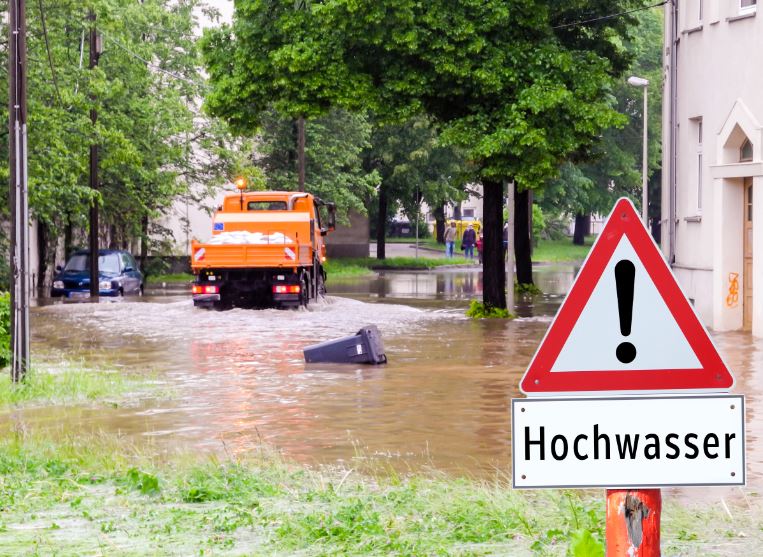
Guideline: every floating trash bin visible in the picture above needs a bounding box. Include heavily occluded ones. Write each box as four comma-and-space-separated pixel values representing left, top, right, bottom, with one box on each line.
304, 325, 387, 364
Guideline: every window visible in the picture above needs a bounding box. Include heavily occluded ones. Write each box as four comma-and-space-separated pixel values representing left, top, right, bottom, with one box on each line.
692, 117, 703, 212
64, 254, 120, 273
247, 201, 287, 211
697, 154, 703, 211
740, 138, 753, 162
741, 0, 757, 13
747, 184, 753, 222
463, 208, 475, 218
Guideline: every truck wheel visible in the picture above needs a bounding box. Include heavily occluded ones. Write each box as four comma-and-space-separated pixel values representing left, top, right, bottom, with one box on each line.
317, 268, 326, 297
300, 277, 309, 307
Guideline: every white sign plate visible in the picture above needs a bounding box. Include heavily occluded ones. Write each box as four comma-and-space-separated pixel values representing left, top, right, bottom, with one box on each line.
512, 395, 745, 489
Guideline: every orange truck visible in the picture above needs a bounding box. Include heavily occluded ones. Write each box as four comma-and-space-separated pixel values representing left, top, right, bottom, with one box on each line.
190, 188, 336, 309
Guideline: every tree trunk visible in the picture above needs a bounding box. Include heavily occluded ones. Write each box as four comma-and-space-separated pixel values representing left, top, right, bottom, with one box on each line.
140, 214, 149, 274
64, 216, 73, 259
482, 179, 506, 309
376, 183, 388, 260
37, 220, 48, 289
573, 213, 591, 245
514, 186, 533, 286
434, 205, 445, 243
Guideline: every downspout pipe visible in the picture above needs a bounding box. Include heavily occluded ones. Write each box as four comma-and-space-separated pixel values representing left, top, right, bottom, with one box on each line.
669, 0, 678, 266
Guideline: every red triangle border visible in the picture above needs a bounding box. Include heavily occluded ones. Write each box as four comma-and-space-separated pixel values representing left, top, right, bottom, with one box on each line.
520, 198, 734, 394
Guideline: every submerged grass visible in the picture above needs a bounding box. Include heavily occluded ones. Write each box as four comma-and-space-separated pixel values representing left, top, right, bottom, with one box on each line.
0, 433, 758, 556
0, 363, 157, 408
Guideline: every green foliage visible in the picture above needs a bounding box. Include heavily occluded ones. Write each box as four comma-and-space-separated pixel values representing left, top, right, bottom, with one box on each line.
203, 1, 638, 191
2, 0, 243, 278
0, 364, 154, 407
0, 293, 10, 369
366, 116, 471, 227
532, 204, 547, 246
257, 109, 380, 222
540, 7, 664, 219
515, 281, 543, 295
124, 468, 161, 496
569, 528, 605, 557
466, 300, 512, 319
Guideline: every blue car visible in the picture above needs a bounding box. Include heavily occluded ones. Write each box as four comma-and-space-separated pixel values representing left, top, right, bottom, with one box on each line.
51, 250, 144, 299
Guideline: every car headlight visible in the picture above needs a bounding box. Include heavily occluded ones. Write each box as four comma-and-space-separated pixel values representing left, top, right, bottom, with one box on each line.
53, 280, 64, 289
99, 280, 113, 290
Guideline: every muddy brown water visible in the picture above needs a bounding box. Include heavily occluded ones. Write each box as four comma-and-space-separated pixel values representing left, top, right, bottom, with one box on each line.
6, 265, 763, 490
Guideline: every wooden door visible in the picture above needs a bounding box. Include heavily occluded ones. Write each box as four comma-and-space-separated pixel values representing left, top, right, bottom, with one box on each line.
744, 177, 753, 330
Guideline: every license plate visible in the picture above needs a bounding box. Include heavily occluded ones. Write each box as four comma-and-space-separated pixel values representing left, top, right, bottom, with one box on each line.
68, 291, 90, 299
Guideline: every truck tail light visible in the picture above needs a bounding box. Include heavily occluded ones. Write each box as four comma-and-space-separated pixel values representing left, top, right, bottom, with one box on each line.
193, 285, 219, 295
273, 285, 300, 294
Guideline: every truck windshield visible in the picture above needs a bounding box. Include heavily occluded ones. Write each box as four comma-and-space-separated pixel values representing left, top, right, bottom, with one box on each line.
248, 201, 287, 211
64, 254, 122, 273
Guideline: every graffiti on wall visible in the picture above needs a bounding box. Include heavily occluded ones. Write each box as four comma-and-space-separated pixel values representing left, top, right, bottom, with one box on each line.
726, 272, 739, 308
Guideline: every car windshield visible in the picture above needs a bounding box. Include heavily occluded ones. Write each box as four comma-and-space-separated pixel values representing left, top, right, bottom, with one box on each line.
64, 254, 121, 274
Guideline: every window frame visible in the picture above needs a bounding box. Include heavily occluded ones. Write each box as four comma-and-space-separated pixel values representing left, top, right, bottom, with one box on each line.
740, 138, 753, 162
740, 0, 757, 15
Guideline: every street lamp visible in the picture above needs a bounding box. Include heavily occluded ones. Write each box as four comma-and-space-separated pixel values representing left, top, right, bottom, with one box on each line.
628, 75, 649, 225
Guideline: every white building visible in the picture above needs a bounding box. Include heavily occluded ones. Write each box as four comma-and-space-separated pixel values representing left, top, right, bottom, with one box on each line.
661, 0, 762, 334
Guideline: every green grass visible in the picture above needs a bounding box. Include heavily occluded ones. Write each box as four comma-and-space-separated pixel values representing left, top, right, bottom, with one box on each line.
326, 256, 473, 278
382, 237, 594, 263
0, 363, 158, 408
533, 238, 594, 263
0, 434, 758, 556
148, 272, 194, 283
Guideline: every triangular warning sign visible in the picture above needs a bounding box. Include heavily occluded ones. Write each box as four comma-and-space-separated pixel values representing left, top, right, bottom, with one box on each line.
520, 198, 734, 395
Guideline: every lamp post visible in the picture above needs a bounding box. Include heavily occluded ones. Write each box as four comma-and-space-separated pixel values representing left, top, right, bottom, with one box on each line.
628, 75, 649, 225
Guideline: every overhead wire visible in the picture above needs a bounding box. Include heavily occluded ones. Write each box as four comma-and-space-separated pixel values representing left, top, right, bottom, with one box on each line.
101, 31, 209, 91
552, 1, 668, 30
37, 0, 63, 106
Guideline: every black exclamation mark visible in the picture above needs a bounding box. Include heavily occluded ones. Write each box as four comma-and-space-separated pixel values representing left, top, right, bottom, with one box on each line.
615, 260, 637, 364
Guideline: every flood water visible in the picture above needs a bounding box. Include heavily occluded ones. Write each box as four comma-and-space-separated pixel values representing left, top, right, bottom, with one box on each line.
6, 265, 763, 488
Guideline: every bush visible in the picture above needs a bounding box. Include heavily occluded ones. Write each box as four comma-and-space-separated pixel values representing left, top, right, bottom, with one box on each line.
0, 293, 10, 368
466, 300, 513, 319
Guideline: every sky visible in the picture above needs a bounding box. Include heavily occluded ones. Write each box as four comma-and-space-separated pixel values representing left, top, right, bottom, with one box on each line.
199, 0, 234, 30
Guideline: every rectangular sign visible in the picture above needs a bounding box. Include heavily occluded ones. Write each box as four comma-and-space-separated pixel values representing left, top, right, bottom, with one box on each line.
512, 395, 745, 489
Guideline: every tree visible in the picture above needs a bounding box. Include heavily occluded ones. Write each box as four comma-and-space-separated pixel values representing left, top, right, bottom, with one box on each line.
255, 109, 379, 222
0, 0, 240, 286
540, 7, 664, 244
202, 1, 646, 308
364, 117, 469, 259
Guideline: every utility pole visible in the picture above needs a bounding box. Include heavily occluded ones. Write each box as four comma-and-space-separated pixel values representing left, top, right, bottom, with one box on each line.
297, 116, 306, 192
88, 10, 101, 298
9, 0, 30, 381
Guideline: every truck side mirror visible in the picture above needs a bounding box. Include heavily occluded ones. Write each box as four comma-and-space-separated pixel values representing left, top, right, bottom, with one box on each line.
327, 203, 336, 232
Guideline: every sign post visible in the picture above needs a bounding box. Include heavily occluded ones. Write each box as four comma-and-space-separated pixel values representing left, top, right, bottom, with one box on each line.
511, 198, 743, 556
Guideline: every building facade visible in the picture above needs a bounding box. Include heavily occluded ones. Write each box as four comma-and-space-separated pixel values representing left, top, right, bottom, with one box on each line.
661, 0, 762, 335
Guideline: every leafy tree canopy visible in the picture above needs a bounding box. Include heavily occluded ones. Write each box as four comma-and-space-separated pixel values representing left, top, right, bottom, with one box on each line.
203, 0, 646, 189
255, 109, 380, 221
